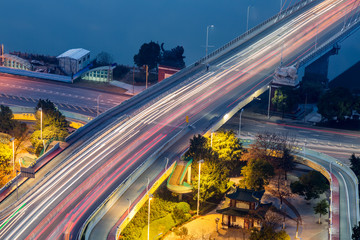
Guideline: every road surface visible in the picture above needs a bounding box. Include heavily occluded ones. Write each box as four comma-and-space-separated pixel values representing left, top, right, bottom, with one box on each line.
0, 0, 358, 239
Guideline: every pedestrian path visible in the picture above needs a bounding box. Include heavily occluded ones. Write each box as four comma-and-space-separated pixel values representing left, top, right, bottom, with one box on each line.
110, 81, 145, 95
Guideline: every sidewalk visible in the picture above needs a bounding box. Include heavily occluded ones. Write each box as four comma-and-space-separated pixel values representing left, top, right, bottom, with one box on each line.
109, 81, 146, 95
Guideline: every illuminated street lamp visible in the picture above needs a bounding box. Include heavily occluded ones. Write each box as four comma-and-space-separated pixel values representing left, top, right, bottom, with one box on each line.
197, 159, 204, 216
239, 109, 244, 138
97, 95, 102, 116
39, 108, 45, 150
246, 6, 252, 32
10, 137, 15, 175
148, 193, 154, 240
206, 25, 215, 62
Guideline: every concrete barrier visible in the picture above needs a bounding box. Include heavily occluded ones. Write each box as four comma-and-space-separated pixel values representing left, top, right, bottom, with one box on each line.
0, 66, 72, 83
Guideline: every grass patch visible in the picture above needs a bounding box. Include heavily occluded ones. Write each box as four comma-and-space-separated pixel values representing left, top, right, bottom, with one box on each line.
139, 214, 175, 240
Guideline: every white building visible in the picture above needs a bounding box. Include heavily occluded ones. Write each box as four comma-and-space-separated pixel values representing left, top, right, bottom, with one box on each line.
57, 48, 90, 76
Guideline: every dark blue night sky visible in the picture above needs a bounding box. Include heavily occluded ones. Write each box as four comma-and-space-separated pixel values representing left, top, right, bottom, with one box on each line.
1, 0, 359, 79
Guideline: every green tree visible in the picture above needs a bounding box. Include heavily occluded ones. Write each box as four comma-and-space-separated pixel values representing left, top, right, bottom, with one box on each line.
31, 99, 69, 155
276, 148, 295, 180
352, 221, 360, 240
250, 225, 290, 240
313, 199, 329, 224
298, 77, 325, 103
318, 87, 353, 121
192, 158, 229, 204
211, 130, 244, 162
0, 142, 12, 187
134, 41, 161, 70
241, 158, 274, 191
272, 89, 287, 112
290, 170, 329, 200
186, 134, 229, 208
350, 153, 360, 177
94, 51, 113, 66
0, 105, 15, 134
185, 134, 213, 162
160, 43, 185, 69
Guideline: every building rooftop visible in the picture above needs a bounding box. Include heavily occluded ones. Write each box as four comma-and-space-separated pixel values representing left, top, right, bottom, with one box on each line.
57, 48, 90, 60
216, 203, 272, 219
226, 187, 265, 203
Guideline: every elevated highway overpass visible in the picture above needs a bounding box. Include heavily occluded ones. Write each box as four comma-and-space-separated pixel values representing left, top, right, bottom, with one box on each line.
1, 0, 360, 239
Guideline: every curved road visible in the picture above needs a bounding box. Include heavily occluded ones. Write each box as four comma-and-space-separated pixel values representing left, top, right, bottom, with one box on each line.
0, 0, 358, 239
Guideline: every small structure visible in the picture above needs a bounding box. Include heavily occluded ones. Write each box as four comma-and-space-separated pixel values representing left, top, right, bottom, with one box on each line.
167, 158, 193, 196
158, 65, 181, 82
273, 64, 299, 87
57, 48, 90, 76
81, 66, 115, 82
216, 187, 272, 229
1, 54, 31, 70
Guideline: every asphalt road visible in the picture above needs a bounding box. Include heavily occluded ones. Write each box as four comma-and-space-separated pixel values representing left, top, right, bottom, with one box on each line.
0, 0, 358, 239
0, 74, 129, 116
229, 113, 360, 162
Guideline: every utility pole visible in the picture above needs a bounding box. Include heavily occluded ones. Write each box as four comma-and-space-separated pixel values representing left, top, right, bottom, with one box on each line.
267, 84, 272, 119
247, 6, 251, 32
145, 65, 149, 89
133, 65, 135, 95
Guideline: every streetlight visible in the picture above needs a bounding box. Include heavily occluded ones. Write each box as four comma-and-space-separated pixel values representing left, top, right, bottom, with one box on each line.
246, 6, 252, 32
197, 159, 204, 216
10, 137, 15, 175
39, 108, 45, 150
267, 84, 272, 119
148, 193, 154, 240
206, 25, 215, 62
96, 95, 102, 116
239, 109, 244, 138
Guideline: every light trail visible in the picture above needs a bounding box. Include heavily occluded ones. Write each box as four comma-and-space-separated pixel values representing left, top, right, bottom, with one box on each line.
1, 0, 359, 239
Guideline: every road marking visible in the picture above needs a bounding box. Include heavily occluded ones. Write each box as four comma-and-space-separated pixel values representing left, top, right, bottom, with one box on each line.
79, 106, 86, 112
0, 202, 27, 231
86, 108, 94, 113
72, 105, 78, 110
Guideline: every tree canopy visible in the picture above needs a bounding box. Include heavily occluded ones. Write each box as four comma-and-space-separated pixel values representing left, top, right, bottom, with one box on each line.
94, 51, 113, 67
313, 199, 329, 224
318, 87, 354, 121
211, 130, 244, 162
0, 105, 15, 134
186, 134, 229, 204
160, 43, 185, 69
353, 221, 360, 240
31, 99, 69, 155
250, 225, 290, 240
290, 170, 329, 200
241, 158, 274, 191
134, 41, 161, 70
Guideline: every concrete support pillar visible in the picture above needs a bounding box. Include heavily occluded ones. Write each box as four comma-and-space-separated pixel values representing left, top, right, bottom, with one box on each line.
302, 45, 340, 87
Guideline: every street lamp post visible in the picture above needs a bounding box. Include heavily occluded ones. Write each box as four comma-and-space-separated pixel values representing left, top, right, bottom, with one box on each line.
39, 108, 45, 150
206, 25, 215, 62
148, 193, 154, 240
10, 137, 15, 175
267, 84, 272, 119
97, 95, 102, 116
246, 6, 252, 32
239, 109, 244, 138
197, 159, 204, 216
